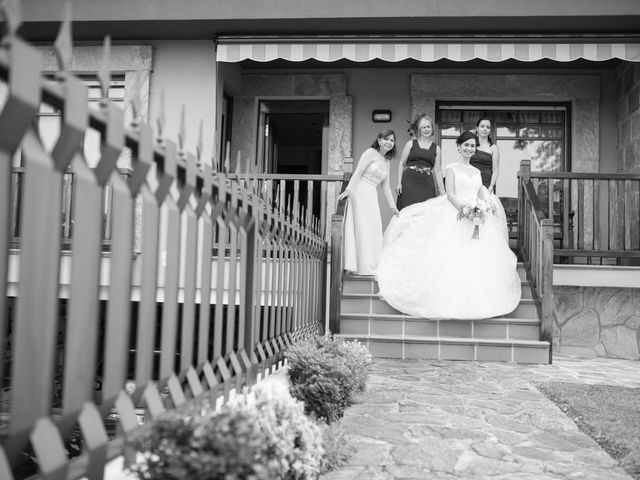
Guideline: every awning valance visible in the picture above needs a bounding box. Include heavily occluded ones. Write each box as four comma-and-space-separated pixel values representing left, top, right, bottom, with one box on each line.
216, 36, 640, 63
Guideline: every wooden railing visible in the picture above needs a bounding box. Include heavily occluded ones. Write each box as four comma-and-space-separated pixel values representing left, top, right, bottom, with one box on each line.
530, 170, 640, 264
328, 178, 350, 334
0, 36, 328, 479
518, 160, 554, 363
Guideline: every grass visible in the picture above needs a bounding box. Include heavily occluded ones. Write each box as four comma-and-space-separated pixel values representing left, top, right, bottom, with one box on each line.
536, 382, 640, 479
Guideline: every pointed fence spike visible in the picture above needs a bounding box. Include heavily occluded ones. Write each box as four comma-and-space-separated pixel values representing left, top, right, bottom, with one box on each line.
235, 151, 242, 178
1, 0, 22, 39
156, 87, 166, 141
178, 104, 186, 153
210, 132, 219, 172
235, 154, 242, 183
97, 35, 111, 103
54, 0, 73, 74
130, 69, 143, 127
224, 146, 230, 175
196, 119, 203, 165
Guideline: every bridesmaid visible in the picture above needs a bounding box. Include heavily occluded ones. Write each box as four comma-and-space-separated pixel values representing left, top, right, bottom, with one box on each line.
470, 116, 500, 193
396, 114, 444, 210
339, 129, 398, 275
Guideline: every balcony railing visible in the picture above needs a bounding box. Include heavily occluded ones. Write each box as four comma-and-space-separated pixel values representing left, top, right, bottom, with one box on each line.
530, 170, 640, 264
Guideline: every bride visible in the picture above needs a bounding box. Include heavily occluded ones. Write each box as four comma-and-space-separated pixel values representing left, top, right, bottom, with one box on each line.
375, 130, 521, 319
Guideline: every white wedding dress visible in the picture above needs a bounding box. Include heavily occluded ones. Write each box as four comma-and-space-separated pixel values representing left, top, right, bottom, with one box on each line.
375, 162, 521, 319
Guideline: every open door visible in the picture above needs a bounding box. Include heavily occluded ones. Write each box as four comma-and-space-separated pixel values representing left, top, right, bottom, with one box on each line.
257, 100, 329, 175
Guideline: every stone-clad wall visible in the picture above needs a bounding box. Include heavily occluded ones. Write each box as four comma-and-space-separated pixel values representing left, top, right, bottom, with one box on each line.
553, 286, 640, 360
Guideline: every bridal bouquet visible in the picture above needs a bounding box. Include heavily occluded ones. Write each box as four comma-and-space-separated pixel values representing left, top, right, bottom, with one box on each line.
456, 198, 497, 240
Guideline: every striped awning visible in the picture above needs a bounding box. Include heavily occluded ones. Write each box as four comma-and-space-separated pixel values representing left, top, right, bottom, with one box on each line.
216, 36, 640, 63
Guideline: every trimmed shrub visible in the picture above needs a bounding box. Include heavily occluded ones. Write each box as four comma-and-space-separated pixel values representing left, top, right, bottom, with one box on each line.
285, 336, 372, 423
126, 405, 276, 480
319, 422, 356, 475
126, 382, 326, 480
230, 381, 325, 479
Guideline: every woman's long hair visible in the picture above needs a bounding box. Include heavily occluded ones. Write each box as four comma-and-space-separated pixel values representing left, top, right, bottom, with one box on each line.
475, 116, 494, 146
371, 129, 397, 159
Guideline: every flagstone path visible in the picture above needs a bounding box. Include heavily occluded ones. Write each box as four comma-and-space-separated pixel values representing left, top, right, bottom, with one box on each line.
321, 355, 640, 480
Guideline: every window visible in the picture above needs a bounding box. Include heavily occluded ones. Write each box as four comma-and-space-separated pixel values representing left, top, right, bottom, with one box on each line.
438, 104, 569, 198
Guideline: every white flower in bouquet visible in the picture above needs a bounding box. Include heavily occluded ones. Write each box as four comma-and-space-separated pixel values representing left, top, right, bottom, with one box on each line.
456, 198, 497, 239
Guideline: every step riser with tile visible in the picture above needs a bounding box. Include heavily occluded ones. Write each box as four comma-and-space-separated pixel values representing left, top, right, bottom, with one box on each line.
337, 336, 549, 364
338, 264, 549, 363
340, 316, 540, 341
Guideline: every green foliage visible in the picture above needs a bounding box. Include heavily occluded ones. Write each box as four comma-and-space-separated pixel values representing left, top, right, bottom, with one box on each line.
318, 422, 356, 475
126, 405, 276, 480
126, 336, 368, 478
285, 335, 372, 424
126, 382, 328, 480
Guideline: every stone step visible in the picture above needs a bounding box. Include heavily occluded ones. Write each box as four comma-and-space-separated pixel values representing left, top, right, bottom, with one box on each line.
334, 333, 550, 364
342, 275, 377, 295
342, 276, 533, 299
339, 313, 541, 341
340, 294, 538, 320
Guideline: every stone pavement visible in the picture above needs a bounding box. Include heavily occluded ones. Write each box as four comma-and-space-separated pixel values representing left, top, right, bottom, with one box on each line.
321, 355, 640, 480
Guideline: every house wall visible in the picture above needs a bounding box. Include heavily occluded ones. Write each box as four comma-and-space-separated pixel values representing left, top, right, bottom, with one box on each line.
554, 286, 640, 360
147, 41, 217, 164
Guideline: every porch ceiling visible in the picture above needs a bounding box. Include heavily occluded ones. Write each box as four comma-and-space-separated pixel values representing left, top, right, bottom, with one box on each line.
13, 16, 640, 43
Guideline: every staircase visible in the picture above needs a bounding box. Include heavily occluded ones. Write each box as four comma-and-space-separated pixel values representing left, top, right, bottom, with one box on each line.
334, 263, 550, 364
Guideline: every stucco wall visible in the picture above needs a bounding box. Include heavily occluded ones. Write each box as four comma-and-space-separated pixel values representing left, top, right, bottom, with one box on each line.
554, 286, 640, 360
348, 69, 412, 228
148, 41, 217, 164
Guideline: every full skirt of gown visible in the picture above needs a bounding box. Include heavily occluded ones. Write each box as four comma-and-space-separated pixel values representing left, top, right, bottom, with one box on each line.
344, 178, 382, 275
375, 193, 521, 319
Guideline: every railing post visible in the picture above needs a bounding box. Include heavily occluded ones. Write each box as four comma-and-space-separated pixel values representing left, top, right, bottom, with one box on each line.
540, 218, 554, 362
328, 175, 349, 335
517, 159, 531, 254
329, 211, 343, 334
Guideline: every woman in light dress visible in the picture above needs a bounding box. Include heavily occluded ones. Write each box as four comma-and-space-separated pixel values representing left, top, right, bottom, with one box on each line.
375, 131, 520, 319
340, 129, 399, 275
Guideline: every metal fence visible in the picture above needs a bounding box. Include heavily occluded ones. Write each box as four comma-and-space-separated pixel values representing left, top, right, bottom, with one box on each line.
0, 30, 327, 480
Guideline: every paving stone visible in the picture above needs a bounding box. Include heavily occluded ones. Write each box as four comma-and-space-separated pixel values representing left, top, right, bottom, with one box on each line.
320, 356, 637, 480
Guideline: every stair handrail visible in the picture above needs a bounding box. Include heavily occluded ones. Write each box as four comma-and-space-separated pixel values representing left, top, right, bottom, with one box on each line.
328, 174, 351, 334
518, 159, 554, 362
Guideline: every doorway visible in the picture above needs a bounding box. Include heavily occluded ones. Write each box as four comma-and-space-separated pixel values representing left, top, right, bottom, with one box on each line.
257, 100, 329, 220
257, 100, 329, 175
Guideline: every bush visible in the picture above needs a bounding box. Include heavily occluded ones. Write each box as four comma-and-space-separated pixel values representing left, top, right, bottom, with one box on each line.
285, 336, 371, 423
319, 422, 356, 475
231, 382, 325, 479
126, 382, 326, 480
126, 404, 276, 480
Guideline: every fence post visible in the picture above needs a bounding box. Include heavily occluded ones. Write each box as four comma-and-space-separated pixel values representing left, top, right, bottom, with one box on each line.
0, 38, 41, 400
540, 218, 554, 362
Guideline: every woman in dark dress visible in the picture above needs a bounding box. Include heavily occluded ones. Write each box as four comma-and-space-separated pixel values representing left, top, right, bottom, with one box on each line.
470, 116, 500, 193
396, 114, 444, 210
